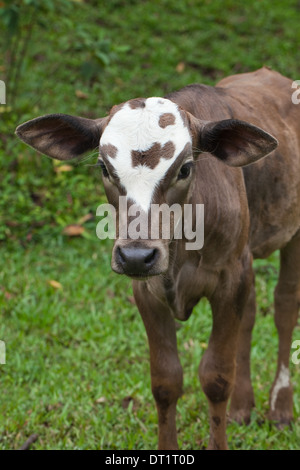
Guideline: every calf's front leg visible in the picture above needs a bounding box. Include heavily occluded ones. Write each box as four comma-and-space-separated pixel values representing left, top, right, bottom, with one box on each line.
133, 281, 183, 450
200, 258, 252, 450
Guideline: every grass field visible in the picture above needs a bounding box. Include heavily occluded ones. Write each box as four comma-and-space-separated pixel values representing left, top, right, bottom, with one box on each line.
1, 0, 300, 450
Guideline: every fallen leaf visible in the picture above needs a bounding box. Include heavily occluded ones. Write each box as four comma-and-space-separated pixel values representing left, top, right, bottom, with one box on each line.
122, 396, 134, 410
47, 280, 62, 289
75, 90, 89, 99
95, 397, 106, 404
0, 106, 11, 113
115, 77, 124, 86
184, 339, 195, 351
107, 289, 115, 298
77, 213, 93, 225
62, 224, 85, 236
45, 402, 63, 411
176, 61, 185, 73
121, 396, 139, 411
54, 165, 73, 173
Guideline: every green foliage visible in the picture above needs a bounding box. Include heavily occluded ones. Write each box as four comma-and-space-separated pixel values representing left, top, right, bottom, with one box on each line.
0, 0, 72, 106
73, 28, 130, 85
1, 0, 300, 450
1, 0, 300, 243
0, 0, 126, 132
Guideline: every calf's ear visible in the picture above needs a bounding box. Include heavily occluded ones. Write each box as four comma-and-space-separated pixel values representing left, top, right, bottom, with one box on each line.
15, 114, 108, 160
193, 118, 278, 167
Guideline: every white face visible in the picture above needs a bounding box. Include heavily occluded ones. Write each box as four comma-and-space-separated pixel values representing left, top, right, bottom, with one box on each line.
99, 97, 192, 211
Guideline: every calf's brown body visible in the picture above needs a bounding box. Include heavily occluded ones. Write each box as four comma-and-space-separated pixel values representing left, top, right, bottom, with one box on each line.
132, 68, 300, 448
16, 67, 300, 449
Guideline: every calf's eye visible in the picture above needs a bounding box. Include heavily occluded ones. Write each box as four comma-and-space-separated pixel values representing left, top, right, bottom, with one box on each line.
98, 160, 109, 178
177, 162, 193, 180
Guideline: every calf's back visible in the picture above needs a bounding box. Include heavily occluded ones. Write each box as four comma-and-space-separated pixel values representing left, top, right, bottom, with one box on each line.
167, 67, 300, 258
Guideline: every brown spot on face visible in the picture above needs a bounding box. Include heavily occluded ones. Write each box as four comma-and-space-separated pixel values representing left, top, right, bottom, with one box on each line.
159, 113, 176, 128
131, 141, 175, 169
99, 143, 118, 159
128, 98, 146, 109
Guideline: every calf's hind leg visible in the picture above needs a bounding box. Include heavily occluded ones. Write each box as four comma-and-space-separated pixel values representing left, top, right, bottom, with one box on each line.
199, 256, 253, 449
229, 270, 256, 424
268, 235, 300, 424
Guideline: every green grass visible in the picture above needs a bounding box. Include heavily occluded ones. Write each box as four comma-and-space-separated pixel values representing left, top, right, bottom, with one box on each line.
1, 240, 299, 449
1, 0, 300, 450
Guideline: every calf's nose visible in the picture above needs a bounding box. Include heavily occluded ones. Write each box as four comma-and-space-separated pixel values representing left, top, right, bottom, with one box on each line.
116, 245, 158, 276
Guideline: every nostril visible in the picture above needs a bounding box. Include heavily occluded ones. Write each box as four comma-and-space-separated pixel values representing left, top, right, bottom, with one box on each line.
117, 246, 126, 264
144, 248, 157, 266
115, 245, 160, 275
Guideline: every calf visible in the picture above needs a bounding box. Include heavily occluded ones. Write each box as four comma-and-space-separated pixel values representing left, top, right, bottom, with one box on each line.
16, 67, 300, 449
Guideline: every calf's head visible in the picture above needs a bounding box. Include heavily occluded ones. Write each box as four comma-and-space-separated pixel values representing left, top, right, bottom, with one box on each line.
16, 97, 277, 278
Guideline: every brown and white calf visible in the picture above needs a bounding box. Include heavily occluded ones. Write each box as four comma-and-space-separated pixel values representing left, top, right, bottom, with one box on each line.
16, 67, 300, 450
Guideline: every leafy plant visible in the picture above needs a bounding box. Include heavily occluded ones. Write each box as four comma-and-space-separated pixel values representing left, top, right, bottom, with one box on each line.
0, 0, 125, 126
0, 1, 69, 106
72, 28, 130, 86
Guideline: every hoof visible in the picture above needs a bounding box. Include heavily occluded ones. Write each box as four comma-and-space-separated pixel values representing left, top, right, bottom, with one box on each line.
228, 408, 251, 425
268, 382, 293, 428
267, 410, 293, 429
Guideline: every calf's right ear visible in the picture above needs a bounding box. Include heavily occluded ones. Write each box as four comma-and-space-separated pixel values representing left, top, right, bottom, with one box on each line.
15, 114, 108, 160
187, 112, 278, 167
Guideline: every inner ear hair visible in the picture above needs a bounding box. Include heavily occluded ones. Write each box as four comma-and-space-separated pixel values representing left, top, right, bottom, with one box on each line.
196, 118, 278, 167
16, 114, 108, 161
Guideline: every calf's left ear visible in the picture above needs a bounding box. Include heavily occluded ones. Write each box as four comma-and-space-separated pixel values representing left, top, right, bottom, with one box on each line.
15, 114, 108, 160
195, 118, 278, 167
